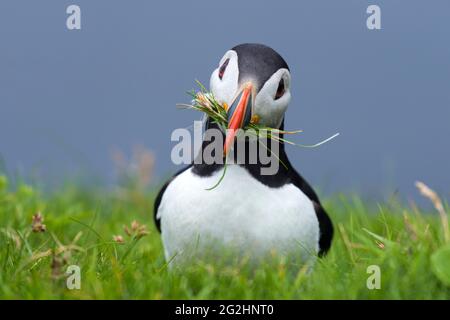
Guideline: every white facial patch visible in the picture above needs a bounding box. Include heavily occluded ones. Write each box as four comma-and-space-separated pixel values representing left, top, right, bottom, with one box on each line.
254, 68, 291, 128
210, 50, 239, 106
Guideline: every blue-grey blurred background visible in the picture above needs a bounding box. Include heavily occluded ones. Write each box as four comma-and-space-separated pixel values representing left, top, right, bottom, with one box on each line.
0, 0, 449, 199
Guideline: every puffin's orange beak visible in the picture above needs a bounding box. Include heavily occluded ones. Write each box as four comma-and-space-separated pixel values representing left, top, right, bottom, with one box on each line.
224, 84, 253, 156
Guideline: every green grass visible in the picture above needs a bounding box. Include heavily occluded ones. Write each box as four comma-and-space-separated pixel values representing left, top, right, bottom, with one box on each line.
0, 174, 449, 299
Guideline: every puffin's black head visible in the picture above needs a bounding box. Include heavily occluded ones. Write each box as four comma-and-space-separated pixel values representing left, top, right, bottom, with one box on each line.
209, 43, 291, 154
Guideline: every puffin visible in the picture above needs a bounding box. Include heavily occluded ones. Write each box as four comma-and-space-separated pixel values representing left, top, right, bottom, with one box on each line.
154, 43, 333, 266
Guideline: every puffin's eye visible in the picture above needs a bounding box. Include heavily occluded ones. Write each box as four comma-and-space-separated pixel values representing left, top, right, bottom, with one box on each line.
274, 78, 285, 100
218, 58, 230, 80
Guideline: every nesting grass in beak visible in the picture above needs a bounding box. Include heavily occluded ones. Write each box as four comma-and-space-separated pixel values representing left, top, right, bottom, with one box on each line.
177, 81, 306, 147
176, 81, 339, 189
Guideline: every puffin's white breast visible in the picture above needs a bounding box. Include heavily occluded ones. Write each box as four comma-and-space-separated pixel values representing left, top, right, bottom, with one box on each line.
157, 165, 319, 265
